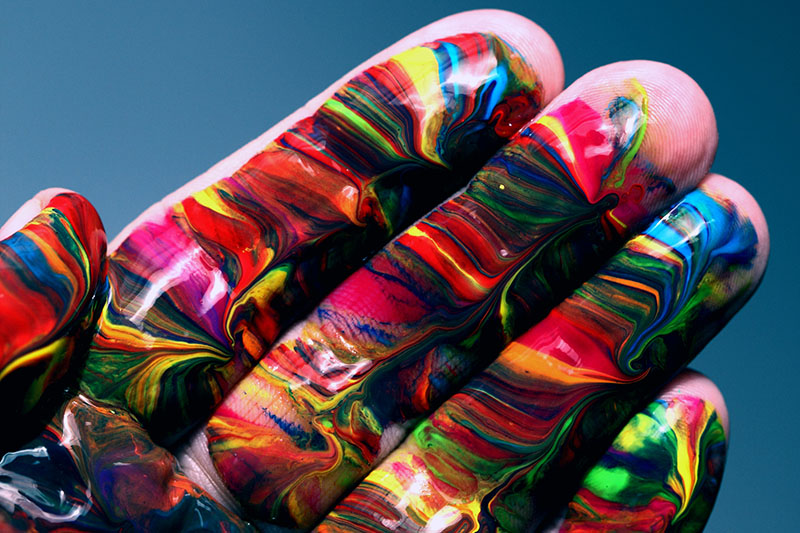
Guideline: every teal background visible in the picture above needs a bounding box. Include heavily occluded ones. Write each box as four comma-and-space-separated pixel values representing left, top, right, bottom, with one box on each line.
1, 2, 796, 530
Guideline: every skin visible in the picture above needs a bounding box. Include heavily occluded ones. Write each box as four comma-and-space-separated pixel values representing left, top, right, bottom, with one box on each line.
0, 9, 768, 532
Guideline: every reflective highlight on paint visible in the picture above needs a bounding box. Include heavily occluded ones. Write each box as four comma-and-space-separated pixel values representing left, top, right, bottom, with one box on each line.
318, 184, 761, 532
1, 32, 550, 530
0, 395, 253, 532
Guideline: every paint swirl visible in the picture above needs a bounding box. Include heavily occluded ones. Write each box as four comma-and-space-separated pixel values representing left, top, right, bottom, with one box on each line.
79, 33, 544, 445
0, 192, 106, 436
203, 81, 706, 528
0, 395, 253, 532
317, 184, 761, 532
552, 394, 726, 532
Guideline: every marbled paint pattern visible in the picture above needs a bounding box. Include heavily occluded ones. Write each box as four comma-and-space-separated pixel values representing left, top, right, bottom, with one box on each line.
317, 184, 760, 532
0, 192, 107, 429
0, 395, 254, 532
204, 82, 705, 529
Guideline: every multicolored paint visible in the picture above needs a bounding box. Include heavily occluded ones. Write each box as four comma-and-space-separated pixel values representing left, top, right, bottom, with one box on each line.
78, 33, 544, 445
0, 192, 107, 434
0, 32, 553, 530
0, 395, 254, 532
317, 184, 761, 532
0, 33, 754, 532
552, 394, 726, 532
202, 81, 709, 528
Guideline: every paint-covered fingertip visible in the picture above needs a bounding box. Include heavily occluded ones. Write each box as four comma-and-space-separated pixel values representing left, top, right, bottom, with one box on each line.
550, 60, 718, 200
112, 11, 565, 252
660, 369, 729, 439
699, 173, 770, 279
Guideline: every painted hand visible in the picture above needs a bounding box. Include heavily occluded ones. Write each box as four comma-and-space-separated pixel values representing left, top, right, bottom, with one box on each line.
0, 10, 768, 532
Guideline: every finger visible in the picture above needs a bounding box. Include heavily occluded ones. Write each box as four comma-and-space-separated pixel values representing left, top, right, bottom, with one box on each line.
0, 189, 106, 444
0, 395, 252, 531
191, 62, 718, 528
0, 188, 71, 240
79, 12, 563, 443
546, 370, 728, 532
109, 9, 565, 251
317, 174, 767, 532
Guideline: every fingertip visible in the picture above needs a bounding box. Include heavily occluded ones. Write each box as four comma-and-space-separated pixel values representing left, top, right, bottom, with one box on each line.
632, 61, 718, 188
699, 173, 770, 278
305, 9, 565, 111
545, 60, 718, 197
116, 11, 566, 250
437, 9, 565, 103
0, 188, 107, 444
660, 369, 730, 440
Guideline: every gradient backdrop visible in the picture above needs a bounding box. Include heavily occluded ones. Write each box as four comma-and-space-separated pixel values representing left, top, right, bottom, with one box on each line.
2, 2, 796, 531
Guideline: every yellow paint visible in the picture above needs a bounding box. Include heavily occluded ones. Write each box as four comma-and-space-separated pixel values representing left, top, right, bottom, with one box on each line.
391, 46, 445, 165
617, 413, 659, 453
669, 402, 712, 519
606, 209, 629, 232
322, 99, 399, 160
238, 266, 288, 306
192, 188, 248, 222
25, 214, 84, 286
405, 226, 485, 297
499, 341, 643, 387
537, 115, 578, 170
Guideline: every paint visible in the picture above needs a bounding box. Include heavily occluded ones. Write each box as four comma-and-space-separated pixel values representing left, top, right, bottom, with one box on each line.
318, 183, 760, 531
204, 81, 708, 528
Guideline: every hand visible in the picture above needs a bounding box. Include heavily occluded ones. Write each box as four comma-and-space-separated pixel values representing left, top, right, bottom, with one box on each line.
0, 10, 768, 532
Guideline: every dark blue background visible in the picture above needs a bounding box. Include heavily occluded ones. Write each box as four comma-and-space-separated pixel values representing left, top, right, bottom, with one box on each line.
2, 2, 796, 530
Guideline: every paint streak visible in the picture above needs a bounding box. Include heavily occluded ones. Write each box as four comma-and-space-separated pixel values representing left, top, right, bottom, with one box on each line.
0, 192, 106, 431
0, 395, 253, 531
204, 81, 709, 529
317, 184, 760, 532
553, 394, 726, 532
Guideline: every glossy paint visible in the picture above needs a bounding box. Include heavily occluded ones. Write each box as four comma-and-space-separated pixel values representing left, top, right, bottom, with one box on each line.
318, 183, 762, 531
204, 81, 708, 528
